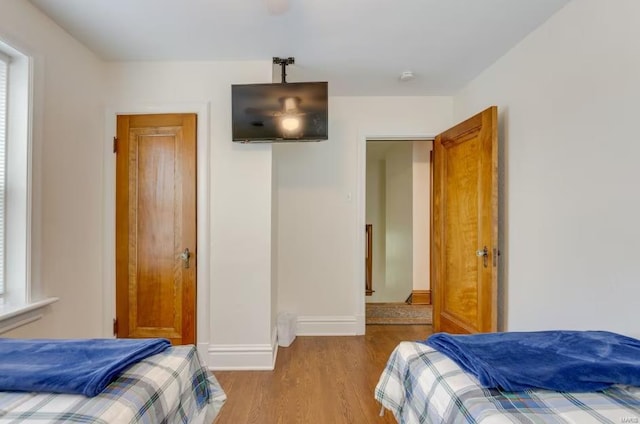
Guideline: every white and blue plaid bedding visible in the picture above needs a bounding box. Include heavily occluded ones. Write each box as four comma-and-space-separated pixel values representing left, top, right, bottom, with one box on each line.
0, 345, 226, 423
375, 341, 640, 424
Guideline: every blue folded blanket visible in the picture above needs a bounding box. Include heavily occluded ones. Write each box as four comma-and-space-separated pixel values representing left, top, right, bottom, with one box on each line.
0, 338, 171, 397
424, 330, 640, 392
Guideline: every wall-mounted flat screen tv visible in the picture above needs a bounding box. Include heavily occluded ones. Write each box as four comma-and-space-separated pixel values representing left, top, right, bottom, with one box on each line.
232, 82, 328, 143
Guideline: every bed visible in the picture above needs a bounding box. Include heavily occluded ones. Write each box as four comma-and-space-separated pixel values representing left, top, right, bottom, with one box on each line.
0, 343, 226, 423
376, 340, 640, 424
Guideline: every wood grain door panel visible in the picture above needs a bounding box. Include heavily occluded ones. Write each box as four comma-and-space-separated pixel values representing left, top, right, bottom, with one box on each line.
432, 107, 498, 334
116, 114, 196, 345
443, 134, 480, 328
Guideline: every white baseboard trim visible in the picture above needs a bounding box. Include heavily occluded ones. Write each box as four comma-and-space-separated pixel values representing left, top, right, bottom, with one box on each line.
355, 314, 366, 335
296, 315, 359, 336
271, 326, 278, 368
204, 330, 278, 371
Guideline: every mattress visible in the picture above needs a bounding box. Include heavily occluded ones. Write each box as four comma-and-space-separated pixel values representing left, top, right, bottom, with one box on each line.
375, 341, 640, 424
0, 345, 226, 423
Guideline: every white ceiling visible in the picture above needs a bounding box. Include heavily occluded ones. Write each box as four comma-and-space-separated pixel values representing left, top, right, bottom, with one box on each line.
28, 0, 570, 96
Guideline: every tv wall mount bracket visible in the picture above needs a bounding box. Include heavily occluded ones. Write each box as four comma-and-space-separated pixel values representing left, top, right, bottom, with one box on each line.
273, 57, 295, 83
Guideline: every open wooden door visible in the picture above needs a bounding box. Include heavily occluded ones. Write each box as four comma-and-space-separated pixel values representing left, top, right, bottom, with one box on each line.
432, 106, 498, 334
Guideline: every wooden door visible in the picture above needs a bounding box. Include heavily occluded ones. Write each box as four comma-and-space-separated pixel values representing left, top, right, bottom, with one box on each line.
432, 106, 498, 334
115, 113, 197, 345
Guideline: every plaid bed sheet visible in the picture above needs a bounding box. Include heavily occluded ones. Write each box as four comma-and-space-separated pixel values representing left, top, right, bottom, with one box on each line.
375, 341, 640, 424
0, 345, 226, 423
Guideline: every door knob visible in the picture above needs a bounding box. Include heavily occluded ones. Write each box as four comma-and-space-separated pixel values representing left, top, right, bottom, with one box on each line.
180, 248, 191, 269
476, 246, 488, 268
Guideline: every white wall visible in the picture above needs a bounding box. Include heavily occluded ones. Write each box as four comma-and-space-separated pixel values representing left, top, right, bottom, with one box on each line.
384, 143, 413, 302
0, 0, 106, 338
104, 61, 276, 368
454, 0, 640, 337
1, 3, 278, 369
276, 96, 452, 334
1, 2, 279, 367
412, 141, 431, 292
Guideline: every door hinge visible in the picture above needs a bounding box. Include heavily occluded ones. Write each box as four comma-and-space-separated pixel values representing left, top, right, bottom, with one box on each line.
113, 136, 118, 153
113, 318, 118, 336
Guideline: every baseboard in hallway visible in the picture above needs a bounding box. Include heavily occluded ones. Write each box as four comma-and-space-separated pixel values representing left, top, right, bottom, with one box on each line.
366, 302, 432, 325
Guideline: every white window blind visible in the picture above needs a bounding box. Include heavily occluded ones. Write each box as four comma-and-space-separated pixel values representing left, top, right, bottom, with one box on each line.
0, 53, 7, 295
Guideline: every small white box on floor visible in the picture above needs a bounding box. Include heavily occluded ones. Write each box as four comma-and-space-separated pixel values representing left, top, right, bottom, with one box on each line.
277, 312, 297, 347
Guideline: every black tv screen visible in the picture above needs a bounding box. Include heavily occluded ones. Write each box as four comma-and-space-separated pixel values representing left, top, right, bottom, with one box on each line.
232, 82, 328, 143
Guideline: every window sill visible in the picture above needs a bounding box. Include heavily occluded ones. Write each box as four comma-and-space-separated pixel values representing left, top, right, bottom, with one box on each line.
0, 297, 59, 334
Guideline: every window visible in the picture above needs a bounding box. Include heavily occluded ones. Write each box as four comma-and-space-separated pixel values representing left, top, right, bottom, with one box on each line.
0, 39, 57, 331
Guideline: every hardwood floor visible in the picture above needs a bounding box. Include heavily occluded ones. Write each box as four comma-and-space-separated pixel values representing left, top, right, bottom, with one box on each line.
214, 325, 432, 424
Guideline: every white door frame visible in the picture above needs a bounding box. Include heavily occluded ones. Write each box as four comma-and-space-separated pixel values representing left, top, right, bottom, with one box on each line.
354, 132, 435, 334
102, 102, 211, 354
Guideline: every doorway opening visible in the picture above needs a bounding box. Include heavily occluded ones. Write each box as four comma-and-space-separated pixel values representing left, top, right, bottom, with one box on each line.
359, 106, 499, 334
364, 139, 433, 325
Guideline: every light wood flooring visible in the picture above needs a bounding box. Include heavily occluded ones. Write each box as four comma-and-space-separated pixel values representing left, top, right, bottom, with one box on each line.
214, 324, 432, 424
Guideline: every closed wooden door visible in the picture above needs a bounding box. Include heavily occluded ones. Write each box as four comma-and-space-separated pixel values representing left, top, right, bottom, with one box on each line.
115, 113, 197, 345
432, 106, 498, 334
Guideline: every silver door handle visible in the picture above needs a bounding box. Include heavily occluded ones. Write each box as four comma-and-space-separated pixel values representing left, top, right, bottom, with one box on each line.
476, 246, 488, 268
180, 248, 191, 269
